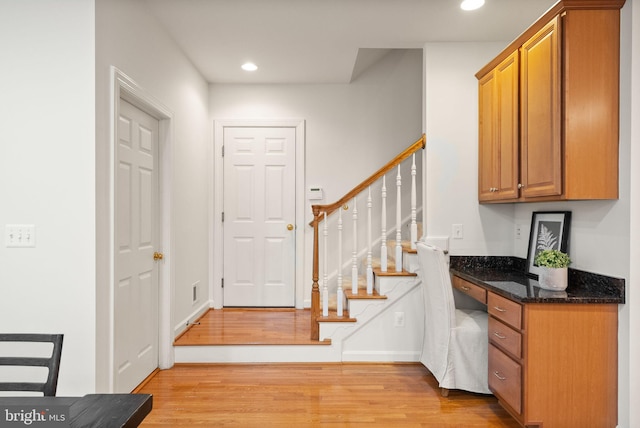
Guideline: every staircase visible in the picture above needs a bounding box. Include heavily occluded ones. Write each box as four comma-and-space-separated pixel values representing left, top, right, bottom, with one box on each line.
309, 136, 425, 335
174, 243, 424, 363
318, 242, 424, 362
174, 135, 426, 364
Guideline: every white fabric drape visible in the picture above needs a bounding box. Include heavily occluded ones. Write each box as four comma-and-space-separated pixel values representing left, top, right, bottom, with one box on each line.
416, 242, 490, 394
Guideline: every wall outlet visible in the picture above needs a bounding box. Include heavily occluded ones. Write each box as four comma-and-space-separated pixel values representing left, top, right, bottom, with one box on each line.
192, 281, 200, 303
515, 224, 523, 240
394, 311, 405, 327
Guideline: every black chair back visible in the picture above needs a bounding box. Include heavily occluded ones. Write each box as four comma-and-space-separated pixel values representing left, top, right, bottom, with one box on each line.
0, 333, 64, 396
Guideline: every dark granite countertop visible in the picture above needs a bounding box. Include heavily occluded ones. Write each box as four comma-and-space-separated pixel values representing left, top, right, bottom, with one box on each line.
449, 256, 625, 304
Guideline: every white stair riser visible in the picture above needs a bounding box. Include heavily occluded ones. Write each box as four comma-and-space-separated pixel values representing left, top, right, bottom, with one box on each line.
376, 275, 416, 296
403, 252, 419, 273
175, 344, 341, 363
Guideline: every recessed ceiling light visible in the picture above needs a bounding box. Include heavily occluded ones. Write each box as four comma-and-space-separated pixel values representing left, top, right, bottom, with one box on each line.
241, 62, 258, 71
460, 0, 485, 11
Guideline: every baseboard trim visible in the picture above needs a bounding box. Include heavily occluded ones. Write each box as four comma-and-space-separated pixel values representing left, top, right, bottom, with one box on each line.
341, 350, 421, 362
173, 301, 212, 340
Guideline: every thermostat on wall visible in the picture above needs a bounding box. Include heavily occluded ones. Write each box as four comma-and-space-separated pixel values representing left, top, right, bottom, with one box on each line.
307, 187, 324, 200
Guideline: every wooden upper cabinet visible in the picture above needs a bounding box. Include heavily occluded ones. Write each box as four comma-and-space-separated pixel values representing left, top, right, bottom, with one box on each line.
520, 16, 562, 199
476, 0, 623, 203
478, 51, 519, 202
478, 66, 498, 201
562, 7, 621, 199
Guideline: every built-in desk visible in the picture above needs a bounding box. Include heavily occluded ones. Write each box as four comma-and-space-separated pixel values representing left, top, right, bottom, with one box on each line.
449, 256, 623, 428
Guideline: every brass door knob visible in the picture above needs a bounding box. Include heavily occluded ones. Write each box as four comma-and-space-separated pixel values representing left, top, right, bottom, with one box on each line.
287, 224, 294, 231
153, 252, 164, 261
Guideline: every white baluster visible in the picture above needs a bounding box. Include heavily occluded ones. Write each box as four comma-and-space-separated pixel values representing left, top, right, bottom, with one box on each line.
366, 187, 373, 295
410, 153, 418, 250
352, 196, 359, 295
322, 212, 328, 317
337, 208, 344, 317
380, 176, 388, 272
395, 165, 402, 272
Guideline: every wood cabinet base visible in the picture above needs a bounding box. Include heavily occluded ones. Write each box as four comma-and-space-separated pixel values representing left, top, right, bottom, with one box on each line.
491, 302, 618, 428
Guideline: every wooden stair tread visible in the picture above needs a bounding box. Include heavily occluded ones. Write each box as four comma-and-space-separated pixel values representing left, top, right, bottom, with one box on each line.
373, 267, 417, 277
345, 289, 387, 299
382, 240, 417, 252
317, 311, 357, 323
401, 241, 417, 254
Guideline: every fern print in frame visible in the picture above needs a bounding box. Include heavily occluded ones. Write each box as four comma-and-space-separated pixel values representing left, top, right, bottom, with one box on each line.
526, 211, 571, 278
536, 223, 559, 251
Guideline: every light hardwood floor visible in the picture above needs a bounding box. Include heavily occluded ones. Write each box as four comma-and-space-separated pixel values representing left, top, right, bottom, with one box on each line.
139, 309, 519, 427
137, 363, 519, 427
174, 308, 329, 346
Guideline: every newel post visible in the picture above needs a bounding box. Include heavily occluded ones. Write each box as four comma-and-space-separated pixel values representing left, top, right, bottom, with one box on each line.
310, 206, 321, 340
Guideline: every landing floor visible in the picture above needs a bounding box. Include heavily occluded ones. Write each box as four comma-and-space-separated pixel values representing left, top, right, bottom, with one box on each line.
174, 308, 330, 346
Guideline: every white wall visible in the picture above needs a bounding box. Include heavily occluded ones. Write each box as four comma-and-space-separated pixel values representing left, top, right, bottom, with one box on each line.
424, 42, 515, 256
424, 1, 638, 422
209, 49, 423, 307
95, 0, 210, 390
0, 0, 96, 395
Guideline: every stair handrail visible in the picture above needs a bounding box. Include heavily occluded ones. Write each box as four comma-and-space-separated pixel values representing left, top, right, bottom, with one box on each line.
309, 134, 426, 227
309, 134, 425, 340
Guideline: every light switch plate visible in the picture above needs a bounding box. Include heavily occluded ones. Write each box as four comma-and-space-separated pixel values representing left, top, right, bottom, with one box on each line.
5, 224, 36, 247
452, 224, 463, 239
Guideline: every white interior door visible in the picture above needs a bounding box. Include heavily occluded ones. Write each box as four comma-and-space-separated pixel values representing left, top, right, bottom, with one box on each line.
114, 99, 159, 392
223, 127, 296, 307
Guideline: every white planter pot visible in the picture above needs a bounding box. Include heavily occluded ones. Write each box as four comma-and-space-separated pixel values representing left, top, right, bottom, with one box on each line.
538, 267, 568, 291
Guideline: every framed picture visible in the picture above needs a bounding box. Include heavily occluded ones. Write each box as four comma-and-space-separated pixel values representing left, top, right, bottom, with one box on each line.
526, 211, 571, 278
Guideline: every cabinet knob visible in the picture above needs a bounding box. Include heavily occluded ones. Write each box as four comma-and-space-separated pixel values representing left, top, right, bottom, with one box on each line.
518, 183, 524, 189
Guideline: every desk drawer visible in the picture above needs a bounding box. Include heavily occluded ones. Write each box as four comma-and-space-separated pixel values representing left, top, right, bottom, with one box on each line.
489, 344, 522, 415
489, 316, 522, 359
488, 292, 522, 330
452, 276, 487, 304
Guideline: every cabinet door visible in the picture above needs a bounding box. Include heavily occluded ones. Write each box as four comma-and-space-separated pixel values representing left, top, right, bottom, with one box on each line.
478, 52, 519, 202
495, 52, 519, 200
520, 16, 562, 198
478, 71, 498, 201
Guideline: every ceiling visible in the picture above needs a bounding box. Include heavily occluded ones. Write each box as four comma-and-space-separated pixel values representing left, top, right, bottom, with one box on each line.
143, 0, 557, 84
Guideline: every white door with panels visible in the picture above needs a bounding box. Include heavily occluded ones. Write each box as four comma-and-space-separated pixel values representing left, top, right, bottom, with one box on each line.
114, 99, 160, 392
223, 127, 296, 307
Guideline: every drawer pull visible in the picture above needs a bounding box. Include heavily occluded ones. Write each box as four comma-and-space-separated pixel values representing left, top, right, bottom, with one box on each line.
461, 286, 470, 291
493, 306, 507, 312
493, 371, 507, 381
493, 332, 507, 340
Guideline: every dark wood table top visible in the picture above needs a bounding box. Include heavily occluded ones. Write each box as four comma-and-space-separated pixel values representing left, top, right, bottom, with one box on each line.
0, 393, 152, 427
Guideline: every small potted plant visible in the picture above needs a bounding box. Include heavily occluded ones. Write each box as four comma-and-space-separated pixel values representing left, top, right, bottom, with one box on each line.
535, 249, 571, 291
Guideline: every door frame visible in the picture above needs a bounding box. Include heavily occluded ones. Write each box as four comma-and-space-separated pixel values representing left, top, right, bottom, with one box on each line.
108, 67, 174, 390
212, 119, 306, 309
